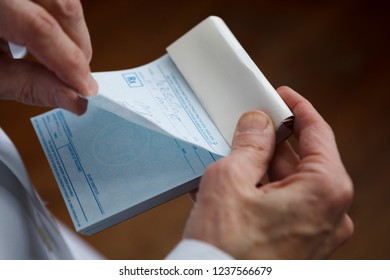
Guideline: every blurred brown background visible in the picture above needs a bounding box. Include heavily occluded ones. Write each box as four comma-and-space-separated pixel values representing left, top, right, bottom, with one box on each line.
0, 0, 389, 259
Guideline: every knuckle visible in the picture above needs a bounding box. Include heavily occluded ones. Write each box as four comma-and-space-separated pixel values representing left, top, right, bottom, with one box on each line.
28, 9, 58, 37
334, 215, 354, 249
342, 218, 354, 240
233, 131, 274, 158
321, 169, 353, 205
344, 217, 354, 238
18, 80, 37, 105
232, 140, 273, 172
234, 140, 269, 155
63, 48, 88, 74
334, 175, 354, 206
313, 171, 354, 214
55, 0, 83, 20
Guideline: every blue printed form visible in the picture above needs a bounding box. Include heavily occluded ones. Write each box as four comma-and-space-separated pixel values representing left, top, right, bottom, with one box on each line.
31, 55, 225, 234
32, 105, 221, 234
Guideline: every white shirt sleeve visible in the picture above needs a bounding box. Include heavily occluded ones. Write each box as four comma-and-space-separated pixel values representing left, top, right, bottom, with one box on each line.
8, 42, 27, 59
0, 128, 104, 259
165, 239, 234, 260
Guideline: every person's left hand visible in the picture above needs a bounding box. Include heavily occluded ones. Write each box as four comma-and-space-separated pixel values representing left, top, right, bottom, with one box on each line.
0, 0, 98, 114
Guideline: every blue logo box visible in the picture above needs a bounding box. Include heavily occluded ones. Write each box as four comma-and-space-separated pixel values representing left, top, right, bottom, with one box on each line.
122, 72, 143, 88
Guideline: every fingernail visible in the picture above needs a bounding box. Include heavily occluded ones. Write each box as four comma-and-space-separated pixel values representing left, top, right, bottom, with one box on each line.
75, 96, 88, 115
237, 111, 270, 134
85, 74, 98, 96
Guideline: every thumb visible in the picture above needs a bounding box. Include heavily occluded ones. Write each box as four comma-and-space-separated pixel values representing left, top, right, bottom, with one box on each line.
230, 110, 275, 185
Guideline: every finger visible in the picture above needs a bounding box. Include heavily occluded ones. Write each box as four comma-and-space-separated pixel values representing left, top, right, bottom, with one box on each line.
0, 58, 87, 115
276, 86, 341, 163
229, 110, 276, 185
267, 140, 300, 181
276, 86, 353, 202
33, 0, 92, 61
0, 0, 98, 96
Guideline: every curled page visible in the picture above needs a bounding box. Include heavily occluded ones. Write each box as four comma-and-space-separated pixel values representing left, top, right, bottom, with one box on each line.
167, 16, 294, 144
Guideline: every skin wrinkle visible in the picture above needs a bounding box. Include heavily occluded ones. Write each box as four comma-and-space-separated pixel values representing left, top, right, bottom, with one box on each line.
36, 0, 92, 61
27, 8, 59, 43
57, 0, 83, 18
17, 78, 36, 105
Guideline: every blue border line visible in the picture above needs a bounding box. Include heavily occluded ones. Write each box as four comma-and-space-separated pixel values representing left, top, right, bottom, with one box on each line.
42, 117, 88, 222
56, 111, 105, 215
174, 139, 195, 174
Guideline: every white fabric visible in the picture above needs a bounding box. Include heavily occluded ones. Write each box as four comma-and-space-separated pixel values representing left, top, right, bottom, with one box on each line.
56, 220, 105, 260
0, 128, 104, 259
166, 239, 233, 260
8, 42, 27, 59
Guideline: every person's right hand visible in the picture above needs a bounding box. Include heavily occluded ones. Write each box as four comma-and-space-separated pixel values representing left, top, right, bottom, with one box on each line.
184, 86, 353, 259
0, 0, 98, 114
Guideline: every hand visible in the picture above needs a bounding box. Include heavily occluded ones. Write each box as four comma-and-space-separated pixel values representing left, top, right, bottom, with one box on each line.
184, 86, 353, 259
0, 0, 98, 114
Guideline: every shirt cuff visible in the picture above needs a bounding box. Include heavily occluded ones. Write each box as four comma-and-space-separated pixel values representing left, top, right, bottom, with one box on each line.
9, 42, 27, 59
165, 239, 234, 260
